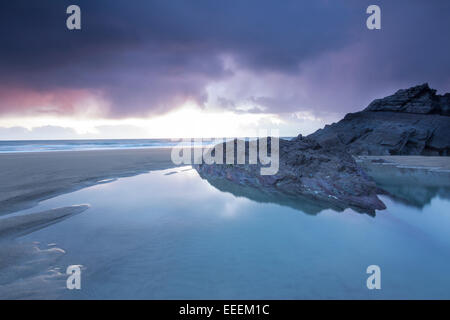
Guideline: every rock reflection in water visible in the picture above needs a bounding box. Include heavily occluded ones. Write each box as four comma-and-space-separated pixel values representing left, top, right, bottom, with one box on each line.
197, 174, 376, 216
198, 162, 450, 215
358, 161, 450, 208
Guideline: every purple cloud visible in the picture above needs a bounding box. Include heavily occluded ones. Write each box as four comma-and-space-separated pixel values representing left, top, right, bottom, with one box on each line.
0, 0, 448, 119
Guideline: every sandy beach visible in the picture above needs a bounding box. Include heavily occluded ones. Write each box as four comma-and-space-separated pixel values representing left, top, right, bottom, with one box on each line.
0, 148, 176, 216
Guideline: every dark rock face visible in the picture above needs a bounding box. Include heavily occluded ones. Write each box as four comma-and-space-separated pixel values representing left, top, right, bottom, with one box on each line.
309, 84, 450, 155
195, 83, 449, 215
364, 83, 450, 115
195, 137, 386, 215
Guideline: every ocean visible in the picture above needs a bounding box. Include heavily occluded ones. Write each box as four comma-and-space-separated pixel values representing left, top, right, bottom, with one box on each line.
0, 139, 207, 153
0, 138, 294, 153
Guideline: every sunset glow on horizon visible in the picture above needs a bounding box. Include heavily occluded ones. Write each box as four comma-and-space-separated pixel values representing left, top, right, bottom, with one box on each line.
1, 1, 449, 140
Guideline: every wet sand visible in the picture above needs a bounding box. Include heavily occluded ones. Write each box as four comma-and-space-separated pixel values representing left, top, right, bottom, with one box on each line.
2, 150, 449, 216
358, 155, 450, 171
0, 205, 90, 239
1, 152, 450, 299
357, 155, 450, 187
0, 148, 176, 215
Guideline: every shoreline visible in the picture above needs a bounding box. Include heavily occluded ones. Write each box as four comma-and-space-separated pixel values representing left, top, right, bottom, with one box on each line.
1, 148, 450, 217
0, 148, 177, 216
357, 155, 450, 171
0, 146, 177, 155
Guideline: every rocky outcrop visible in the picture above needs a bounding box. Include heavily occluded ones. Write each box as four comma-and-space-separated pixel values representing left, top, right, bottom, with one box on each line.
364, 83, 450, 115
195, 137, 386, 215
195, 83, 449, 215
308, 84, 450, 155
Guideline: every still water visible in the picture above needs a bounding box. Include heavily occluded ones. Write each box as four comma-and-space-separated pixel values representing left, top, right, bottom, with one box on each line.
2, 167, 450, 299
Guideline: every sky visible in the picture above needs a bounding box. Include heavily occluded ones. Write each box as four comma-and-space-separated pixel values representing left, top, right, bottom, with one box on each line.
0, 0, 449, 139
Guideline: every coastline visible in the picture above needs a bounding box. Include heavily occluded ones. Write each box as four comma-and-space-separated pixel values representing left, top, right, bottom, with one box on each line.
0, 148, 176, 216
357, 156, 450, 207
1, 150, 450, 299
2, 148, 450, 217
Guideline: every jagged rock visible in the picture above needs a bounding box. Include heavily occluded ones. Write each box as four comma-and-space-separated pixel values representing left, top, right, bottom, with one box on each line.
195, 83, 449, 215
364, 83, 449, 115
309, 84, 450, 155
195, 137, 386, 215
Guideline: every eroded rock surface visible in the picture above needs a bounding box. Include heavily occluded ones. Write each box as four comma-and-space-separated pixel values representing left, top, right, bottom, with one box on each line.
195, 84, 450, 214
308, 84, 450, 155
195, 137, 386, 215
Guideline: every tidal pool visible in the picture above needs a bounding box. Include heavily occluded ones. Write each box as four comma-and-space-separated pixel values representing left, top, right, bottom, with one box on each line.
2, 166, 450, 299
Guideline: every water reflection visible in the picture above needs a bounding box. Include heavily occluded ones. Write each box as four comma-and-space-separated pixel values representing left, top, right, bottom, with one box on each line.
359, 162, 450, 208
1, 166, 450, 299
197, 174, 353, 215
196, 164, 450, 216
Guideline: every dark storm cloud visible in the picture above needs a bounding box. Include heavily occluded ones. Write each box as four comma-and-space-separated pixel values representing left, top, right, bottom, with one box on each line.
0, 0, 449, 117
